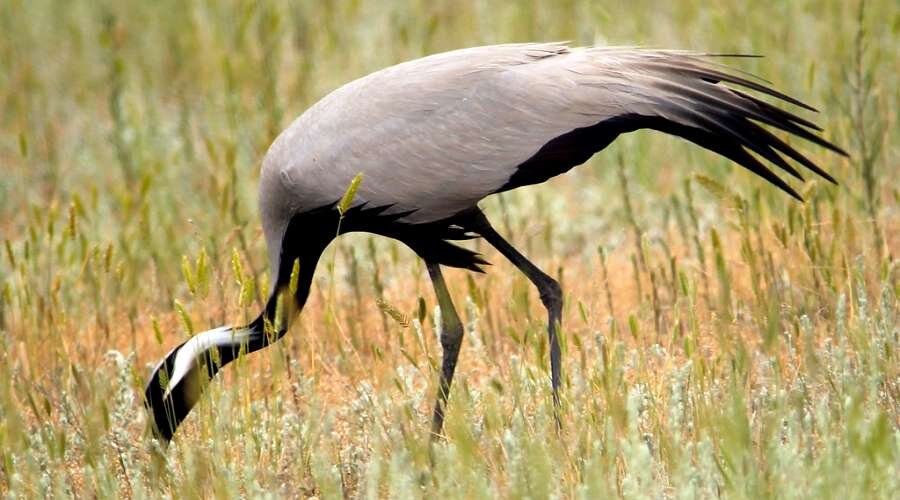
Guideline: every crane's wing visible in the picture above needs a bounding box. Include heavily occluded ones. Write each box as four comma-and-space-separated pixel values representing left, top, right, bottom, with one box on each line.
267, 43, 846, 223
490, 46, 846, 198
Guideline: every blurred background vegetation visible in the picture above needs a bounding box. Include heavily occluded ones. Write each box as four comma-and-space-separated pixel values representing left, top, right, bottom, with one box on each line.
0, 0, 897, 497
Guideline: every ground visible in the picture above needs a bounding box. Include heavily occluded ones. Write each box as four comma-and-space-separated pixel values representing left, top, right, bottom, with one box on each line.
1, 0, 897, 498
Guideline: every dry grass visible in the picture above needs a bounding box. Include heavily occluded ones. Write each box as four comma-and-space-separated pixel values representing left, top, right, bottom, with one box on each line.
1, 0, 898, 498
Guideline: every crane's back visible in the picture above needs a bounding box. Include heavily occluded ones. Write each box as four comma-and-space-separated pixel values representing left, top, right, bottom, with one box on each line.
258, 43, 604, 228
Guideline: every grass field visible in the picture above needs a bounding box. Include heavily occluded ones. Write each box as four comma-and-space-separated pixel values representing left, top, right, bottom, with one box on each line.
1, 0, 897, 497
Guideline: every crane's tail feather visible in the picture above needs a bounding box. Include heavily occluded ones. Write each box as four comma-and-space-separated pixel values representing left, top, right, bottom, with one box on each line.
501, 50, 845, 199
630, 54, 818, 112
632, 53, 848, 192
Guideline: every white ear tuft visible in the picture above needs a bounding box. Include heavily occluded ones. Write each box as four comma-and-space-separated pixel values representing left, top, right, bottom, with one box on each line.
163, 326, 250, 398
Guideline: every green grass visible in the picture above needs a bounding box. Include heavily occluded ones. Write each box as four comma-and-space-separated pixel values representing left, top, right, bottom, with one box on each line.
1, 0, 897, 497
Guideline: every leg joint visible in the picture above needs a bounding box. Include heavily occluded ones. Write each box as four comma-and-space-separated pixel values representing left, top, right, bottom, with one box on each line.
440, 319, 464, 347
538, 277, 563, 312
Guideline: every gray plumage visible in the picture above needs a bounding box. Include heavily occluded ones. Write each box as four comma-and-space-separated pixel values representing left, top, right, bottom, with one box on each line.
145, 43, 845, 442
260, 42, 840, 273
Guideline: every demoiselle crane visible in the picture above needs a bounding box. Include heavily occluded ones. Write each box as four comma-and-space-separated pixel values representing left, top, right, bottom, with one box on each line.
144, 43, 846, 442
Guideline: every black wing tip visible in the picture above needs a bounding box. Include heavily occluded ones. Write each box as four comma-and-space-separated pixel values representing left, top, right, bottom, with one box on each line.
785, 186, 804, 202
465, 255, 492, 273
814, 139, 849, 158
762, 166, 804, 202
470, 263, 490, 273
831, 144, 851, 158
777, 96, 818, 113
814, 163, 841, 185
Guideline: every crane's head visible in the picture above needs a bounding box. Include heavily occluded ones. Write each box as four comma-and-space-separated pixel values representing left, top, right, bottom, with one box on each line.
142, 208, 330, 442
143, 325, 255, 442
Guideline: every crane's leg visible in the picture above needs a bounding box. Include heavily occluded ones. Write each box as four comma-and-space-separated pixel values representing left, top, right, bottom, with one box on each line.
426, 261, 465, 438
469, 212, 564, 420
